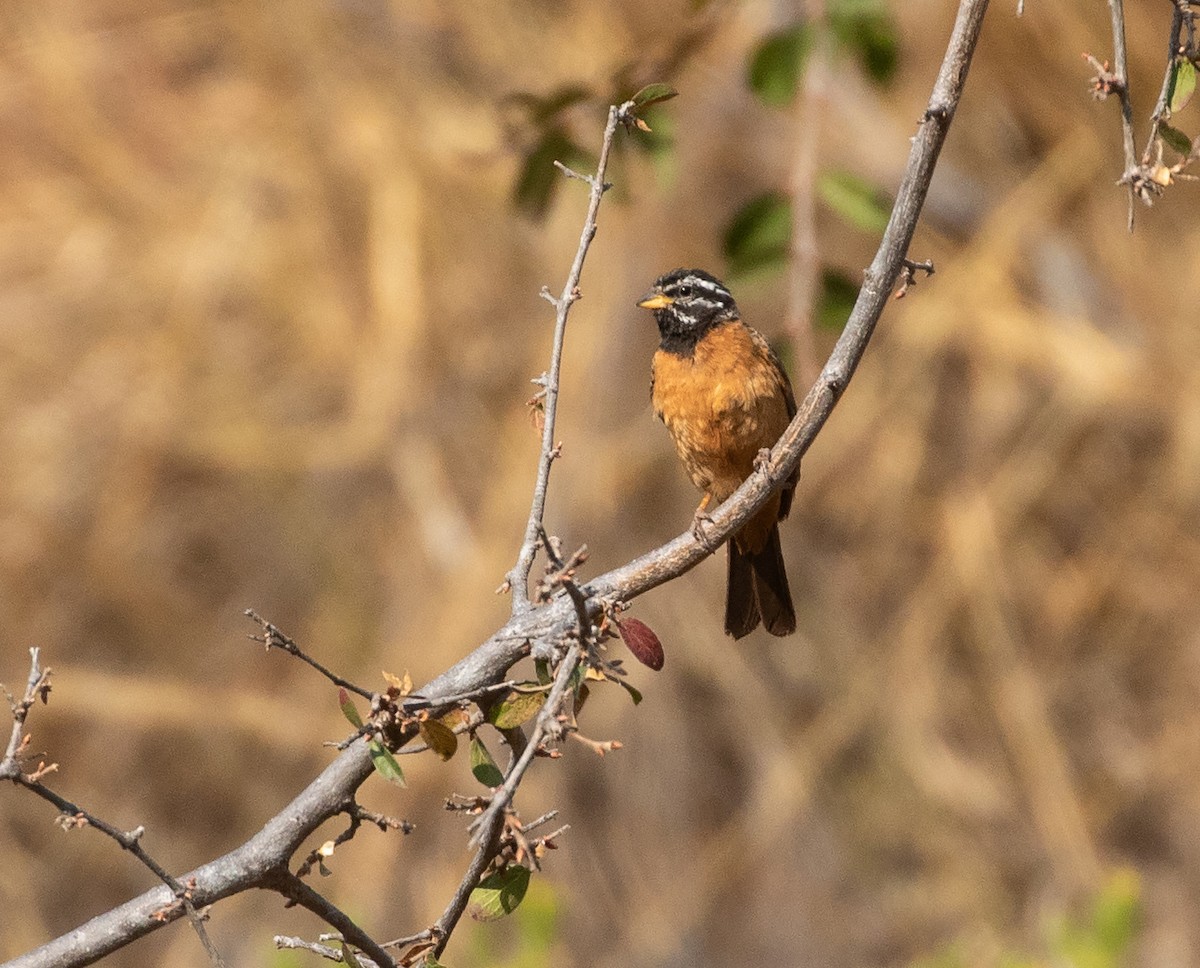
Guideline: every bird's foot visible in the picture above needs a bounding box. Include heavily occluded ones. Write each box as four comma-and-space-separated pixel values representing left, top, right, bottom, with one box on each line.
691, 508, 719, 551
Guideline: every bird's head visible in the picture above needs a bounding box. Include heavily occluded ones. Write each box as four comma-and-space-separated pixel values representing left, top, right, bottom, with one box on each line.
637, 268, 739, 355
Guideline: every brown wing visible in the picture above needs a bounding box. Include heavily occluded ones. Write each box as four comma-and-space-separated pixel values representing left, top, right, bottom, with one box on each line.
747, 329, 798, 522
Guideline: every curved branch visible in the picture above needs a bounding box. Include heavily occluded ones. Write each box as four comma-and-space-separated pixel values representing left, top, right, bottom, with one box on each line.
8, 4, 989, 965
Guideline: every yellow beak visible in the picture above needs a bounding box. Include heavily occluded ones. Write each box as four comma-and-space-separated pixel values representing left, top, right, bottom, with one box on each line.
637, 292, 673, 310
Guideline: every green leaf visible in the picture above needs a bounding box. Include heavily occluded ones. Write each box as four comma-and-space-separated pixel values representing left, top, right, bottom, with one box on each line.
817, 170, 889, 234
470, 735, 505, 788
513, 130, 594, 220
723, 192, 791, 277
829, 0, 900, 85
534, 658, 552, 685
338, 688, 363, 728
1160, 123, 1193, 156
748, 24, 813, 106
631, 83, 679, 109
419, 718, 458, 761
369, 740, 405, 786
1169, 58, 1197, 114
469, 865, 531, 921
817, 270, 860, 332
532, 85, 591, 124
418, 955, 445, 968
488, 690, 547, 730
615, 678, 643, 706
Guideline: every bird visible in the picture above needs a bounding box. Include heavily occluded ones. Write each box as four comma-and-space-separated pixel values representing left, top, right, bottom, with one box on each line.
637, 268, 797, 639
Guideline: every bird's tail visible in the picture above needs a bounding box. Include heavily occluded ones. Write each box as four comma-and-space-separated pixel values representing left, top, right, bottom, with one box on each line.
725, 526, 795, 639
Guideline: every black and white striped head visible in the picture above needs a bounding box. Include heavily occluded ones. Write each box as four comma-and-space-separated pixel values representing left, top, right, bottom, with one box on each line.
637, 268, 740, 355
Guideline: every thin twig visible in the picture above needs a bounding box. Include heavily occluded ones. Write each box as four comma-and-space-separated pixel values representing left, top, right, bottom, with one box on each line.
401, 678, 547, 712
1107, 0, 1138, 230
1145, 4, 1187, 148
245, 609, 375, 701
275, 935, 364, 965
505, 100, 634, 614
268, 871, 396, 968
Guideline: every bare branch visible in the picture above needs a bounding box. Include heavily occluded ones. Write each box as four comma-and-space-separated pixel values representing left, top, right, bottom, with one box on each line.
505, 100, 635, 614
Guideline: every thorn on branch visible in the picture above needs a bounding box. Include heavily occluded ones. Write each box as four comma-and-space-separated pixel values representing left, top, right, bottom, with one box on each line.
568, 733, 623, 757
895, 258, 935, 299
552, 160, 595, 186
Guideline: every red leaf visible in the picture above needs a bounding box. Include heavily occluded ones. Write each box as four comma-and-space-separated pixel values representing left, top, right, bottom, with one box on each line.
618, 618, 665, 671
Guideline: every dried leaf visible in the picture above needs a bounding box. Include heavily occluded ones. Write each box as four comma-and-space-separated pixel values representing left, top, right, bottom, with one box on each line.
419, 719, 458, 761
618, 618, 665, 671
382, 669, 413, 696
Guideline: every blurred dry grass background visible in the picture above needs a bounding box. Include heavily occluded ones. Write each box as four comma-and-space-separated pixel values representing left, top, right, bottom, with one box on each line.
2, 0, 1200, 965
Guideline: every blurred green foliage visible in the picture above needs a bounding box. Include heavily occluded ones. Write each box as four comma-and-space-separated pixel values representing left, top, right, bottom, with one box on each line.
463, 879, 560, 968
910, 871, 1141, 968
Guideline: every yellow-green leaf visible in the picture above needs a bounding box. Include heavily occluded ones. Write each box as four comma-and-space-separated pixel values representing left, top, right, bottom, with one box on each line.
1169, 59, 1196, 114
470, 736, 504, 788
1160, 123, 1193, 156
488, 690, 547, 730
419, 719, 458, 761
469, 865, 531, 921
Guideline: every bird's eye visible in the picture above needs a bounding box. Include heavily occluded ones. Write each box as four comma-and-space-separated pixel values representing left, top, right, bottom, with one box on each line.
677, 284, 693, 298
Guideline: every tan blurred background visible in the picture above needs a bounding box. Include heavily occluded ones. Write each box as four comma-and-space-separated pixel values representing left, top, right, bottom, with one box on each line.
2, 0, 1200, 965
